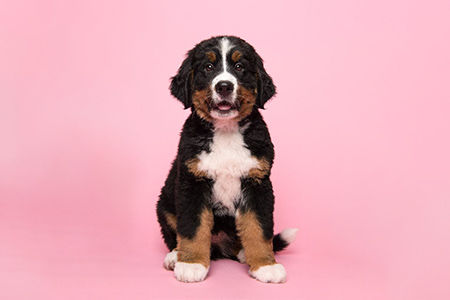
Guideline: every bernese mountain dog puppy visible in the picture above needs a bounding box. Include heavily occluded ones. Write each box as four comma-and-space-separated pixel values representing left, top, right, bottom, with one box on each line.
157, 36, 297, 283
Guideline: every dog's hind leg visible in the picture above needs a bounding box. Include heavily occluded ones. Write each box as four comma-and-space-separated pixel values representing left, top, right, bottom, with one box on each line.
156, 194, 178, 250
157, 161, 178, 252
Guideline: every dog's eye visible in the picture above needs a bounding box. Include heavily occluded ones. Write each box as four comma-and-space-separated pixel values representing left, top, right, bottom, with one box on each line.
205, 63, 214, 72
234, 63, 244, 72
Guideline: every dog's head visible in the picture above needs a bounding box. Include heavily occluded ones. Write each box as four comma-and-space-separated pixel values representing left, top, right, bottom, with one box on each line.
170, 36, 276, 121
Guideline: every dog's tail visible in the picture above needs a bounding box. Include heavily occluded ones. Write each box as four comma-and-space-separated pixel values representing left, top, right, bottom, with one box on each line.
273, 228, 298, 252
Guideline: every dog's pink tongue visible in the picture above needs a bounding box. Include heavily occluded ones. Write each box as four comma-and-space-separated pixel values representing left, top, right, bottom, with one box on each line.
218, 103, 232, 111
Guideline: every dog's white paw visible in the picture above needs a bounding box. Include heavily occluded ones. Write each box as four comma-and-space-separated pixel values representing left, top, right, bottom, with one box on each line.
250, 263, 286, 283
174, 262, 209, 283
163, 250, 178, 270
237, 249, 246, 264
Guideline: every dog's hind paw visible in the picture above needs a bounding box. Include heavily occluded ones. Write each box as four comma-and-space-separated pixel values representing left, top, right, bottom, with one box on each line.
237, 249, 246, 264
163, 250, 178, 270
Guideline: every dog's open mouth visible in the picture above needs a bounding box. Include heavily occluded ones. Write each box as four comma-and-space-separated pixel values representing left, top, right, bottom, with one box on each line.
212, 101, 237, 113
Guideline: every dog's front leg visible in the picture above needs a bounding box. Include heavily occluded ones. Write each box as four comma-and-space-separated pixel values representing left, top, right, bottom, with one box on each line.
174, 208, 213, 283
174, 179, 214, 283
236, 179, 287, 283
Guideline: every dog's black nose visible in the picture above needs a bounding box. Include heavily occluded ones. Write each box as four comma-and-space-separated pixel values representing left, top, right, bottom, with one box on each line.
215, 81, 234, 98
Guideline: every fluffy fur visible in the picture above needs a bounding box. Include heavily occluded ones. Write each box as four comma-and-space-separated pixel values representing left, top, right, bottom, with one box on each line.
156, 36, 297, 283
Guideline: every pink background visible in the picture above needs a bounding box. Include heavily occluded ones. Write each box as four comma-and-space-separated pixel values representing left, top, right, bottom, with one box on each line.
1, 1, 450, 299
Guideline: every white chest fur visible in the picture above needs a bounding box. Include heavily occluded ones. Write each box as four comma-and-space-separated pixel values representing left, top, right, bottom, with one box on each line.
197, 124, 258, 215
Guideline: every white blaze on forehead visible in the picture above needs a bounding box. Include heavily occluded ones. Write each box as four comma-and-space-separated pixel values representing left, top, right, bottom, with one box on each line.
212, 38, 238, 90
220, 38, 233, 72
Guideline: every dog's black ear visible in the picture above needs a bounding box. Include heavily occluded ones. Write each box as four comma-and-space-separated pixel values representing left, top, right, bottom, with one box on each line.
255, 54, 276, 109
170, 50, 194, 109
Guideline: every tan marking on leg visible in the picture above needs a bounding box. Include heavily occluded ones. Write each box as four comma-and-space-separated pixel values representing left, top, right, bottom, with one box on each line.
192, 89, 213, 121
177, 209, 214, 268
248, 157, 270, 183
236, 210, 276, 272
232, 50, 242, 62
205, 51, 216, 63
185, 157, 208, 178
237, 87, 256, 120
164, 212, 177, 231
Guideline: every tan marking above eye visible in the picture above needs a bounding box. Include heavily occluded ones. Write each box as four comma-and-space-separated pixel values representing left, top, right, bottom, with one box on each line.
232, 50, 242, 62
205, 51, 216, 63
